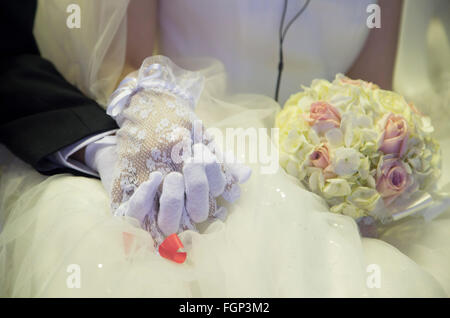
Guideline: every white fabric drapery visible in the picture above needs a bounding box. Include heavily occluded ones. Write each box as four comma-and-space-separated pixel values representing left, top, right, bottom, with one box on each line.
1, 0, 449, 297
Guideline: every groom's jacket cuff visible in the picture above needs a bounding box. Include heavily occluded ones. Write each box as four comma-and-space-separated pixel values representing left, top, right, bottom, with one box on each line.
0, 54, 119, 177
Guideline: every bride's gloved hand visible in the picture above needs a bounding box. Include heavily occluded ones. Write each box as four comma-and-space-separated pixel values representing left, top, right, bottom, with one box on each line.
101, 56, 250, 245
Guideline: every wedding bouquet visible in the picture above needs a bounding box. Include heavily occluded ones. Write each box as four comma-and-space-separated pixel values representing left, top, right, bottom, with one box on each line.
275, 74, 441, 230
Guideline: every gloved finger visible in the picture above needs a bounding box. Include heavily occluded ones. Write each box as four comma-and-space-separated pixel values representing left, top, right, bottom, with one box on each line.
183, 160, 210, 223
158, 172, 185, 236
212, 206, 227, 221
222, 182, 241, 203
113, 202, 129, 218
179, 206, 196, 232
219, 150, 252, 184
195, 143, 226, 197
226, 163, 252, 184
127, 171, 163, 223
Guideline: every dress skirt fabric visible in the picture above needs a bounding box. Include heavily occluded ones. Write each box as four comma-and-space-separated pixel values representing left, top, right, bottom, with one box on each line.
0, 60, 449, 297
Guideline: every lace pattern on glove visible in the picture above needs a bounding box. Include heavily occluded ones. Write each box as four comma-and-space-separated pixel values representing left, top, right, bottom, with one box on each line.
107, 56, 241, 246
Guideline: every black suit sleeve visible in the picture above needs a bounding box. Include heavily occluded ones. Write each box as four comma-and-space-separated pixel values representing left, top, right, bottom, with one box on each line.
0, 0, 118, 177
0, 55, 118, 176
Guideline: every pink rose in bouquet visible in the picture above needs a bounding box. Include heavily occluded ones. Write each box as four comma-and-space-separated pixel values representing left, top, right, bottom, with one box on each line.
310, 145, 330, 169
376, 157, 412, 206
308, 101, 341, 133
379, 113, 409, 157
309, 145, 335, 179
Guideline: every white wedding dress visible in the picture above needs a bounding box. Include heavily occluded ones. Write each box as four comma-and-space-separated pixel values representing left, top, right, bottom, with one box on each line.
1, 0, 449, 297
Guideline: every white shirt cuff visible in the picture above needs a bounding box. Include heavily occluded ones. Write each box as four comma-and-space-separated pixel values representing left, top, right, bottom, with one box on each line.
49, 130, 117, 177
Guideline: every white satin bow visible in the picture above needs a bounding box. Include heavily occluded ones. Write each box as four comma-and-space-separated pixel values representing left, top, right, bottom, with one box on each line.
106, 63, 195, 118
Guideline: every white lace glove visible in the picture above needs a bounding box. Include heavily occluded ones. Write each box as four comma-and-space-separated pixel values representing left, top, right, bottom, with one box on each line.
104, 56, 250, 245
